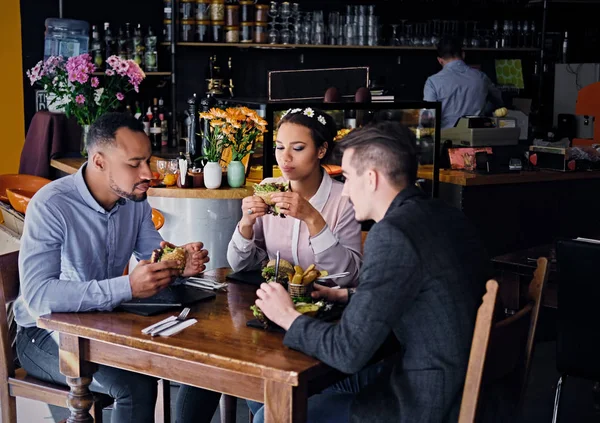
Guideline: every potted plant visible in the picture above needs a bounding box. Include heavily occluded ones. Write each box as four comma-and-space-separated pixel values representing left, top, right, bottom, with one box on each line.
199, 106, 267, 188
197, 110, 230, 189
26, 54, 145, 157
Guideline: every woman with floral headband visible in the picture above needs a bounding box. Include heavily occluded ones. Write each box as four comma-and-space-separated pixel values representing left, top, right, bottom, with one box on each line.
175, 107, 363, 423
227, 106, 362, 287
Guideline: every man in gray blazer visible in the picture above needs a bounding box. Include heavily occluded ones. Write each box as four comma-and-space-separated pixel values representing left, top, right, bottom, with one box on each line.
254, 120, 490, 422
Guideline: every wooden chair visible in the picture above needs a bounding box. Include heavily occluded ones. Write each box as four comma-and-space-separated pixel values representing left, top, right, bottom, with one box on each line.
459, 279, 500, 423
0, 250, 111, 422
1, 250, 171, 423
459, 257, 549, 423
360, 230, 368, 254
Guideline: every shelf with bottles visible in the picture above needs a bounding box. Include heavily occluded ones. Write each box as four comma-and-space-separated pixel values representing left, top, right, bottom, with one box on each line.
161, 41, 539, 52
91, 71, 172, 76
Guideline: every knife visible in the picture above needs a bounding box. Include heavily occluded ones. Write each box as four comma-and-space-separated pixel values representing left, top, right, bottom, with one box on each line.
274, 250, 280, 283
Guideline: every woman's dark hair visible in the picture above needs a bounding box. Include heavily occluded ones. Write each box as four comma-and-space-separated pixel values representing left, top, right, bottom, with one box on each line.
277, 107, 337, 163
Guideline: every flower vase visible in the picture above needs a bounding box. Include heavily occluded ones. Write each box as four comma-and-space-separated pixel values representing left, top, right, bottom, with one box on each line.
203, 162, 222, 189
227, 160, 246, 188
80, 125, 90, 158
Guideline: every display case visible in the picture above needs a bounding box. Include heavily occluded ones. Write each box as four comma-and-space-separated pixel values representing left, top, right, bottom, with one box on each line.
215, 99, 441, 198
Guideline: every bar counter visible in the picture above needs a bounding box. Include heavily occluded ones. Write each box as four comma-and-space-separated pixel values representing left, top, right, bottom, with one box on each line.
51, 157, 252, 270
417, 165, 600, 256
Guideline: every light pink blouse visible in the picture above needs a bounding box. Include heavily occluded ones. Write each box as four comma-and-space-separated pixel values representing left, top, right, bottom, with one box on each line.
227, 172, 362, 287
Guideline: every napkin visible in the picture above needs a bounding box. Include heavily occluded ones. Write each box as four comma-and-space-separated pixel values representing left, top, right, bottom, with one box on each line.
158, 318, 198, 337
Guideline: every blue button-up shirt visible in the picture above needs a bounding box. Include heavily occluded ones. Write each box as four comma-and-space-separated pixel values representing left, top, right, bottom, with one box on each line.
14, 164, 163, 328
424, 60, 503, 129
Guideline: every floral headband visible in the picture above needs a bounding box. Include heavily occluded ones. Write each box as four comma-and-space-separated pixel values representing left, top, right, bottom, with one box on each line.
281, 107, 327, 126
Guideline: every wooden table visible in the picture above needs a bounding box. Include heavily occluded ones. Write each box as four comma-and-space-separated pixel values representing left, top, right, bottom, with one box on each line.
37, 269, 341, 423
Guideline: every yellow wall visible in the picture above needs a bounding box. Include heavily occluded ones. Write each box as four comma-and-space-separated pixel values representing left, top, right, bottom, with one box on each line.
0, 0, 25, 174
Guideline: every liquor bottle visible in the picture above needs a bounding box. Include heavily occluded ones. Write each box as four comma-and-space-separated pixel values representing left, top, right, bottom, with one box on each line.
133, 24, 144, 68
134, 101, 143, 120
103, 22, 116, 61
522, 21, 530, 48
150, 105, 162, 151
562, 31, 569, 63
125, 23, 134, 60
144, 26, 158, 72
143, 106, 152, 136
531, 21, 537, 48
160, 113, 169, 147
125, 104, 133, 116
158, 97, 166, 117
515, 22, 522, 48
492, 20, 500, 49
91, 25, 103, 69
117, 27, 127, 59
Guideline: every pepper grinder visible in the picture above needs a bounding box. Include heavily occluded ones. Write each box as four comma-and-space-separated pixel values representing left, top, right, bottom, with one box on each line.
186, 93, 197, 163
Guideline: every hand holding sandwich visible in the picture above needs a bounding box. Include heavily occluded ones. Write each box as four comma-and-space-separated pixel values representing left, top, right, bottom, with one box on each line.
129, 260, 183, 298
270, 191, 326, 236
239, 195, 269, 239
159, 241, 210, 277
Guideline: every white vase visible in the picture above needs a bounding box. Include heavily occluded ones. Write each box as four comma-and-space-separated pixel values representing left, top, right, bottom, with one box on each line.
203, 162, 222, 189
46, 92, 68, 113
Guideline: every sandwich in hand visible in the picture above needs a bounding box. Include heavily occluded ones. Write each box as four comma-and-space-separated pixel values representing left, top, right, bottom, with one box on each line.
253, 182, 290, 217
150, 246, 186, 271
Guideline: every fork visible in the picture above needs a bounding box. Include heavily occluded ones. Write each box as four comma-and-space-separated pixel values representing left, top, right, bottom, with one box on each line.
149, 307, 190, 337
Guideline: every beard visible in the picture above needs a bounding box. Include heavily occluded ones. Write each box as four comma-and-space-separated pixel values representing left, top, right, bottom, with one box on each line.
109, 175, 148, 202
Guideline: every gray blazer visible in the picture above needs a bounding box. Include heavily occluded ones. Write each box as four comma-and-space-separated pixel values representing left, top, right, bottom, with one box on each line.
284, 186, 490, 422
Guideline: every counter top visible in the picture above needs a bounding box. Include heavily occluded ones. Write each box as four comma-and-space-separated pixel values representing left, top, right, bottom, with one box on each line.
51, 157, 253, 200
417, 165, 600, 187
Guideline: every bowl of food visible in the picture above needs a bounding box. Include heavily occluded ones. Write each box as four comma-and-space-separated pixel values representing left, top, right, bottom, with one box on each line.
251, 300, 325, 329
6, 188, 37, 214
253, 181, 290, 217
0, 174, 51, 204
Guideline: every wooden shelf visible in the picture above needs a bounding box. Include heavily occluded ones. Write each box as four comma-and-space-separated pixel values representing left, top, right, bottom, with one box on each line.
162, 42, 539, 52
91, 71, 172, 76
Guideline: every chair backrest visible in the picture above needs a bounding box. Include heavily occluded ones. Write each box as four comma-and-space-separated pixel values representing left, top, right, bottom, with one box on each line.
556, 239, 600, 380
0, 251, 20, 383
360, 231, 368, 254
459, 279, 499, 423
484, 257, 549, 403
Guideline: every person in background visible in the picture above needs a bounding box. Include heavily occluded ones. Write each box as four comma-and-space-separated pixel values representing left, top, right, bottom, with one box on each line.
227, 107, 362, 287
251, 121, 490, 423
13, 112, 210, 423
424, 35, 504, 129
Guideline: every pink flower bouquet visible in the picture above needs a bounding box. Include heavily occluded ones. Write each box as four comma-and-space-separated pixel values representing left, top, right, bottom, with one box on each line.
27, 53, 145, 127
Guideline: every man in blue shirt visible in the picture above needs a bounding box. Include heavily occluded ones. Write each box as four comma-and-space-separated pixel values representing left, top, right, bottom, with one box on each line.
14, 112, 210, 422
424, 36, 504, 129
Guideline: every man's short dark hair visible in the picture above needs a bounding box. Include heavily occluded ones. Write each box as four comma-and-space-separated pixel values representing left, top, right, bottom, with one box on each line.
337, 121, 418, 187
87, 112, 145, 153
436, 36, 463, 60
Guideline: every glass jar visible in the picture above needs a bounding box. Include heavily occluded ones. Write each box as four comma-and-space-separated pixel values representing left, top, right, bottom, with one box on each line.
254, 22, 267, 43
240, 22, 254, 43
196, 0, 210, 20
239, 1, 255, 22
180, 19, 196, 42
180, 0, 195, 20
212, 21, 225, 42
210, 0, 225, 22
163, 19, 173, 42
225, 25, 240, 43
255, 4, 269, 23
44, 18, 89, 60
196, 20, 211, 42
225, 5, 240, 26
164, 0, 173, 20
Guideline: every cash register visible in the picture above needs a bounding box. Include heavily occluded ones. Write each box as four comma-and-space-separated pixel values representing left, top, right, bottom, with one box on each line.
441, 116, 521, 147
